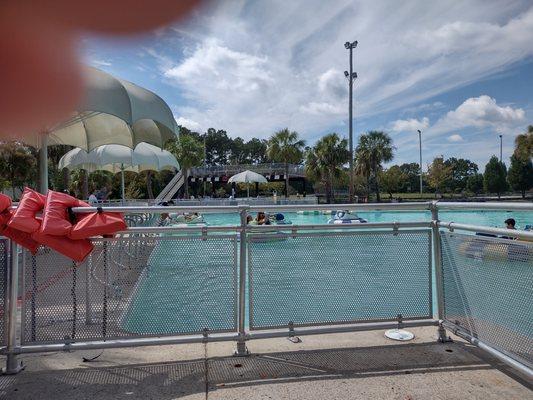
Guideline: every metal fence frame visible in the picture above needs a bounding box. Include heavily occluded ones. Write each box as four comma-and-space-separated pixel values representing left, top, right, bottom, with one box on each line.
1, 201, 532, 379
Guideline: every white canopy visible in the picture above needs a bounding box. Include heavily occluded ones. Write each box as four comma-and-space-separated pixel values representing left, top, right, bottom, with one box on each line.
228, 170, 268, 183
32, 66, 178, 193
228, 170, 268, 198
59, 143, 179, 199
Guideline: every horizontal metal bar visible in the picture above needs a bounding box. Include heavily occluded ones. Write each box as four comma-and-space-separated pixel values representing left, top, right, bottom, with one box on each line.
438, 221, 533, 241
71, 205, 247, 214
248, 319, 438, 339
248, 229, 431, 240
436, 202, 533, 211
248, 221, 431, 232
10, 333, 240, 354
442, 321, 533, 379
122, 225, 240, 234
248, 202, 432, 212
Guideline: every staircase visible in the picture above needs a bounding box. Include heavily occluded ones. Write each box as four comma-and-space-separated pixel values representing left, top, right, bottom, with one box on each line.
155, 170, 184, 202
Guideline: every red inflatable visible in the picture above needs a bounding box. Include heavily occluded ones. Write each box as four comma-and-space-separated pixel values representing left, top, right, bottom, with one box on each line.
32, 230, 94, 262
8, 187, 45, 233
70, 208, 127, 239
40, 190, 87, 236
0, 194, 40, 253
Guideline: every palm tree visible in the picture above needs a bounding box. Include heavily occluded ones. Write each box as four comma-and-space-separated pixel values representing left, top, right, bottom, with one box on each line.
305, 133, 350, 203
267, 128, 305, 198
355, 131, 395, 202
166, 134, 204, 199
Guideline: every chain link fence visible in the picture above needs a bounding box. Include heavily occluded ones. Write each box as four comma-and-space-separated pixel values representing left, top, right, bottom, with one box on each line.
0, 238, 7, 346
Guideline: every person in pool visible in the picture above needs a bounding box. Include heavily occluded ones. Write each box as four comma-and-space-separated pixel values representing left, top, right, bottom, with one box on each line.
502, 218, 517, 240
255, 211, 270, 225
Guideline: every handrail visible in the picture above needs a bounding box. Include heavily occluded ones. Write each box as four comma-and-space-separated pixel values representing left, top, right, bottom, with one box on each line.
438, 221, 533, 241
435, 202, 533, 211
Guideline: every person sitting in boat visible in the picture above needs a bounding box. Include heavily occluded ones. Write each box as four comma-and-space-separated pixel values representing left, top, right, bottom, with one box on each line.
501, 218, 517, 240
246, 215, 253, 224
256, 211, 271, 225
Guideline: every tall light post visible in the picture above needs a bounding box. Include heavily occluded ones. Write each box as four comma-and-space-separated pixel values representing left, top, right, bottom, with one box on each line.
344, 40, 358, 203
417, 130, 423, 194
499, 134, 503, 163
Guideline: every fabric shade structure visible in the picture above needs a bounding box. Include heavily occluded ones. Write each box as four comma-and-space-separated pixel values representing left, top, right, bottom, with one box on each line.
228, 170, 268, 198
29, 66, 178, 193
59, 143, 179, 200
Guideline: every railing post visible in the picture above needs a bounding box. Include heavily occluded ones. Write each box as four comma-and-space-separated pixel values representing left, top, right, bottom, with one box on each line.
2, 241, 24, 374
235, 206, 249, 356
430, 201, 451, 343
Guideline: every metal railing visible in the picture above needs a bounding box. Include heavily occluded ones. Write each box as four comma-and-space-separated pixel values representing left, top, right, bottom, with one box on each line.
1, 201, 532, 379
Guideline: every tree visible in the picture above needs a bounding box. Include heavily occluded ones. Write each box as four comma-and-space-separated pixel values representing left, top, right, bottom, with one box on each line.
508, 154, 533, 198
166, 134, 204, 198
399, 162, 421, 192
444, 157, 478, 193
267, 128, 305, 198
466, 173, 484, 195
0, 141, 37, 197
246, 138, 269, 164
483, 155, 508, 199
427, 157, 452, 196
355, 131, 395, 202
305, 133, 350, 203
380, 166, 407, 200
204, 128, 232, 165
513, 125, 533, 161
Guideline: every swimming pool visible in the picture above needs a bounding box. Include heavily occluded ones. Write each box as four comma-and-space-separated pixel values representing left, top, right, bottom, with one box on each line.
120, 208, 532, 335
203, 209, 532, 229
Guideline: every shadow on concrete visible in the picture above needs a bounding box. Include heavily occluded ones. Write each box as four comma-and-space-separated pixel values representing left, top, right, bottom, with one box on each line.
0, 341, 528, 399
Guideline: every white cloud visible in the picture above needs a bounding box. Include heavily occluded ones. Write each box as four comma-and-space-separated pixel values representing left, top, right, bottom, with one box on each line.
175, 116, 200, 130
392, 117, 429, 132
90, 59, 112, 67
139, 0, 533, 140
447, 134, 464, 142
431, 95, 525, 135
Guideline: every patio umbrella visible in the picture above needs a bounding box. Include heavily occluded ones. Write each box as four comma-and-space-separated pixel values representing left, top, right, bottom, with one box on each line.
228, 170, 268, 198
59, 143, 179, 200
28, 66, 178, 193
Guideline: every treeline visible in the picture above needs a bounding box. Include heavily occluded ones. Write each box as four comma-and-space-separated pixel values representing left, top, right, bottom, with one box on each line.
0, 125, 531, 201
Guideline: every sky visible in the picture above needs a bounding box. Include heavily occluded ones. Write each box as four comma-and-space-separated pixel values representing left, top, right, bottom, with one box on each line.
83, 0, 533, 170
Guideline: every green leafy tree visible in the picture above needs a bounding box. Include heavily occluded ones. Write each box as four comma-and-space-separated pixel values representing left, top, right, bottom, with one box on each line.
399, 162, 422, 192
483, 155, 508, 199
305, 133, 350, 203
246, 138, 269, 164
508, 154, 533, 199
204, 128, 232, 165
466, 173, 484, 195
444, 157, 478, 193
166, 134, 204, 198
0, 141, 37, 197
513, 125, 533, 161
267, 128, 305, 198
427, 157, 452, 196
355, 131, 395, 202
379, 166, 407, 200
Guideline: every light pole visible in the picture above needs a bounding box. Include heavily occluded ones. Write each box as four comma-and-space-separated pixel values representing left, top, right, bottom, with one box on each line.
417, 130, 423, 194
499, 134, 503, 163
344, 40, 358, 203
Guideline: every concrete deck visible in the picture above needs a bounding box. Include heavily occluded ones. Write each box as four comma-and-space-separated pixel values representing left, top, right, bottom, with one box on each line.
1, 327, 531, 399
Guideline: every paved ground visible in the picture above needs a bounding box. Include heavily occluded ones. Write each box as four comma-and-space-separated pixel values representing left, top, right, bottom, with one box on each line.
1, 327, 531, 400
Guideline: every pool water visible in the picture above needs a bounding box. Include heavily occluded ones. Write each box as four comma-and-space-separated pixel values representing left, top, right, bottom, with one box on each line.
120, 209, 532, 335
204, 209, 532, 229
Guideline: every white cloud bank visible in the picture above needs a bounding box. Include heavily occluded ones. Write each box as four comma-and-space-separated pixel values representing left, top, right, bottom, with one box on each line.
392, 117, 429, 133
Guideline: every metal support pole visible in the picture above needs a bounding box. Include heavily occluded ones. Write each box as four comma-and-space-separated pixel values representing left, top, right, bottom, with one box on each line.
499, 134, 503, 163
120, 166, 125, 203
38, 132, 48, 194
430, 202, 451, 343
3, 241, 24, 374
418, 130, 423, 195
235, 207, 249, 356
348, 46, 354, 203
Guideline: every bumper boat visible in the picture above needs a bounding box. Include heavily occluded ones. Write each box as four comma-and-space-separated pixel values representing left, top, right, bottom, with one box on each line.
327, 210, 368, 224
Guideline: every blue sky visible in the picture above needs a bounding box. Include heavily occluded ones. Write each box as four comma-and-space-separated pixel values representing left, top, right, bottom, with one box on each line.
82, 0, 533, 170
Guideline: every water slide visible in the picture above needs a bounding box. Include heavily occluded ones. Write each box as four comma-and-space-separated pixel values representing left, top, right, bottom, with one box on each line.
154, 170, 184, 202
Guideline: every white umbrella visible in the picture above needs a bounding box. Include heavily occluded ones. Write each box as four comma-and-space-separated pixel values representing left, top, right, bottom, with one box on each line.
59, 143, 179, 200
29, 66, 178, 193
228, 170, 268, 198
